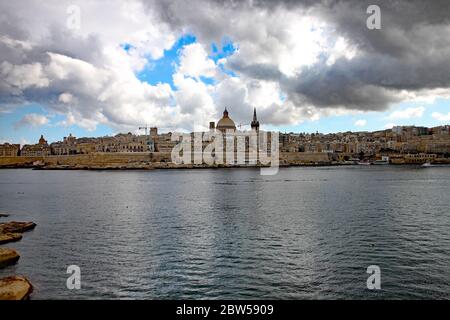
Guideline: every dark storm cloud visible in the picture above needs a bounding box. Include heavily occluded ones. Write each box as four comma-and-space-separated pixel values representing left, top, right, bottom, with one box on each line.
148, 0, 450, 111
0, 6, 106, 110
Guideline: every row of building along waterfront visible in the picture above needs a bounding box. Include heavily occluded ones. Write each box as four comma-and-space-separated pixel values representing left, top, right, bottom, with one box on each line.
1, 108, 450, 158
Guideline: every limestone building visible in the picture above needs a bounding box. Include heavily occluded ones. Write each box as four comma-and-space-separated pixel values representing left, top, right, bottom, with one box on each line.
0, 143, 20, 157
21, 135, 51, 156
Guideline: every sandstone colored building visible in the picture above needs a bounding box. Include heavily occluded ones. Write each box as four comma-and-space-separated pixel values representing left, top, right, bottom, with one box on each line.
0, 143, 20, 157
21, 135, 51, 157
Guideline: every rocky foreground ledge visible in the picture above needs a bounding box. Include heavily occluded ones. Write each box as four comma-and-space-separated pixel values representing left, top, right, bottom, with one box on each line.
0, 221, 37, 234
0, 232, 22, 245
0, 248, 20, 268
0, 276, 33, 300
0, 219, 36, 300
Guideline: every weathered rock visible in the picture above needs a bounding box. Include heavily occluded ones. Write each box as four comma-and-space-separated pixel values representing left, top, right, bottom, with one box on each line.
0, 233, 22, 245
0, 276, 33, 300
0, 221, 36, 233
0, 248, 20, 268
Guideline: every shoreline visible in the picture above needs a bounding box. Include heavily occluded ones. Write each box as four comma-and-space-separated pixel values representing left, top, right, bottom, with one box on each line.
1, 163, 449, 171
1, 153, 449, 171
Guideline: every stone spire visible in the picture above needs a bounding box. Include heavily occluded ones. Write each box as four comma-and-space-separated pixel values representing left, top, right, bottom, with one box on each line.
251, 107, 260, 131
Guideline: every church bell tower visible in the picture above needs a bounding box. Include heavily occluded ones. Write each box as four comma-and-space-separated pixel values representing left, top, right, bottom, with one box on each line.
251, 108, 260, 132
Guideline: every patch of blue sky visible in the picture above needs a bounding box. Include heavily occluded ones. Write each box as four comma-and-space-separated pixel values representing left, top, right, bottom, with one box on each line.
210, 38, 237, 62
199, 76, 216, 85
120, 43, 135, 52
136, 34, 238, 89
135, 34, 197, 89
211, 38, 238, 77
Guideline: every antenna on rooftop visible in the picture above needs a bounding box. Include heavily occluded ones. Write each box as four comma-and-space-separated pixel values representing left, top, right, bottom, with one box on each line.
139, 125, 150, 135
237, 123, 249, 130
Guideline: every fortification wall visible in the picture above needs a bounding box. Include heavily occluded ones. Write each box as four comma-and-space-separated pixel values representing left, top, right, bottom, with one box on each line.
0, 156, 43, 167
280, 152, 331, 164
0, 153, 172, 168
1, 151, 330, 168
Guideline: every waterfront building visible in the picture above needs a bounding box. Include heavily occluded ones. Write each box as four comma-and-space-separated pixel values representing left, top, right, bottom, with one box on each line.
150, 127, 158, 137
0, 143, 20, 157
95, 133, 154, 153
153, 133, 175, 153
21, 135, 51, 156
404, 153, 437, 164
51, 134, 78, 155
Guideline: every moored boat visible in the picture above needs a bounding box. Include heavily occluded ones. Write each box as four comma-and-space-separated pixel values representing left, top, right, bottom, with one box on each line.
374, 156, 390, 165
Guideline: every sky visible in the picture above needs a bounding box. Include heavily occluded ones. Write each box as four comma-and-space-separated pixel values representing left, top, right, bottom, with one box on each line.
1, 0, 450, 145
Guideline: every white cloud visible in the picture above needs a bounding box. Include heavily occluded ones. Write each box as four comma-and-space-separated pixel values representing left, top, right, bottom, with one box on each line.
431, 112, 450, 122
177, 43, 217, 79
56, 111, 98, 131
222, 11, 330, 78
173, 72, 216, 131
1, 61, 49, 90
326, 37, 358, 66
20, 138, 30, 146
388, 106, 425, 120
58, 93, 74, 104
384, 123, 396, 129
354, 119, 367, 127
15, 113, 49, 129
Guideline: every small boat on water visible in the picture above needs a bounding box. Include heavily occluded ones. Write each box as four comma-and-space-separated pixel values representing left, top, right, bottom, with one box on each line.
421, 162, 432, 167
358, 160, 372, 165
374, 156, 390, 165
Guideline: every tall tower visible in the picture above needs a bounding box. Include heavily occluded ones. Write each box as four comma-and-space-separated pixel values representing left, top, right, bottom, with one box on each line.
150, 127, 158, 137
38, 135, 48, 145
251, 107, 260, 131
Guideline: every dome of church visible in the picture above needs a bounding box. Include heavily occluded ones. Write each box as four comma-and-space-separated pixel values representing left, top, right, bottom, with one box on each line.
216, 108, 236, 131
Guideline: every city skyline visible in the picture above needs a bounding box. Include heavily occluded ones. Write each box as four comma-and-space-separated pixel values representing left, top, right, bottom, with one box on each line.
1, 103, 450, 145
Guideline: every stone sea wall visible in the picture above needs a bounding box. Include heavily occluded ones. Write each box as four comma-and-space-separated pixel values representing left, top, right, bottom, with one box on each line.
0, 152, 331, 169
0, 156, 43, 167
280, 152, 330, 165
